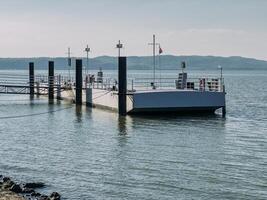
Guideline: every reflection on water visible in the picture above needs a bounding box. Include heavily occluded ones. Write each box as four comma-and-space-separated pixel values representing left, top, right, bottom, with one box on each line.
48, 99, 54, 105
117, 116, 128, 135
75, 105, 83, 122
0, 69, 266, 200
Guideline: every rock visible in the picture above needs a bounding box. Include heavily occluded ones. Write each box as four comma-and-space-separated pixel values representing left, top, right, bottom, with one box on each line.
30, 191, 36, 196
3, 177, 11, 182
50, 192, 61, 200
1, 176, 60, 200
10, 184, 23, 193
34, 192, 42, 197
24, 182, 45, 189
21, 187, 35, 193
23, 194, 32, 199
2, 180, 15, 190
39, 194, 49, 200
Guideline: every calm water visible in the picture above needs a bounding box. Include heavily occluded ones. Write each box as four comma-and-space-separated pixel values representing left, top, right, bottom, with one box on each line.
0, 70, 266, 200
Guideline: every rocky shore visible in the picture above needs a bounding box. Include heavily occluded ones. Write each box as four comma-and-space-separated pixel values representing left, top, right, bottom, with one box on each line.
0, 175, 60, 200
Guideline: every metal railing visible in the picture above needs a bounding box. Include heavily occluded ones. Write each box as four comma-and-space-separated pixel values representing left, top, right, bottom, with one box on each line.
87, 77, 118, 91
0, 74, 29, 85
0, 74, 65, 94
0, 73, 224, 93
129, 77, 224, 92
85, 76, 224, 93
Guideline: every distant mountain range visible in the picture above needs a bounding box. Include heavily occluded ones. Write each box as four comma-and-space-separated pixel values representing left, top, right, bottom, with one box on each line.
0, 55, 266, 70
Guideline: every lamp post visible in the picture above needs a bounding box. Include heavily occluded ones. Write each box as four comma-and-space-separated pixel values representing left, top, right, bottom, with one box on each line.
116, 40, 123, 57
85, 45, 91, 75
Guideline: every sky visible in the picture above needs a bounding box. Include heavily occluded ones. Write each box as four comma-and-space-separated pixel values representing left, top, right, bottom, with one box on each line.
0, 0, 267, 60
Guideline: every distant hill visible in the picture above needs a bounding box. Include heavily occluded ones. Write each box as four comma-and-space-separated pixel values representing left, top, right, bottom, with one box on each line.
0, 55, 266, 70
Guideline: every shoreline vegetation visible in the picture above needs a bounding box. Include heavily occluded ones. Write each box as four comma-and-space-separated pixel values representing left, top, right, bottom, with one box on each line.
0, 55, 266, 70
0, 175, 60, 200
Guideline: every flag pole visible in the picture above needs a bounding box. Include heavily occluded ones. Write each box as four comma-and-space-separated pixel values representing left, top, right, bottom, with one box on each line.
159, 48, 161, 89
148, 35, 160, 89
153, 35, 156, 84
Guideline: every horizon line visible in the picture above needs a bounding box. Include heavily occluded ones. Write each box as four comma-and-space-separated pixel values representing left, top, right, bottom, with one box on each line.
0, 55, 266, 62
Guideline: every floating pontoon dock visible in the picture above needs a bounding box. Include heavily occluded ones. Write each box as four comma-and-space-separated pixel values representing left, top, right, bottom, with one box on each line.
82, 60, 226, 115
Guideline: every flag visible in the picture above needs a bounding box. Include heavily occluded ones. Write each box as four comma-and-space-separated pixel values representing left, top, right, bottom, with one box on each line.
159, 46, 163, 54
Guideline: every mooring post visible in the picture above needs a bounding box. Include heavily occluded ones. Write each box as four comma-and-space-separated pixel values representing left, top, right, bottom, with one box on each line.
118, 57, 127, 116
76, 59, 83, 105
48, 61, 54, 100
86, 87, 92, 107
57, 75, 61, 100
85, 75, 92, 107
222, 84, 226, 117
36, 82, 40, 96
29, 62, 35, 96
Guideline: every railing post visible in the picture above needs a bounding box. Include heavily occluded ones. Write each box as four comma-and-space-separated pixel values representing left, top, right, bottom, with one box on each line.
48, 61, 54, 100
57, 75, 61, 100
118, 57, 127, 116
76, 59, 83, 105
29, 62, 34, 96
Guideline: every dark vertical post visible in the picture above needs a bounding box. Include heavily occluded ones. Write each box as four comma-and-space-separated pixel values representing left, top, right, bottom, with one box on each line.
57, 75, 61, 100
222, 105, 226, 117
29, 62, 34, 96
222, 85, 226, 117
48, 61, 54, 100
118, 57, 127, 116
76, 59, 83, 105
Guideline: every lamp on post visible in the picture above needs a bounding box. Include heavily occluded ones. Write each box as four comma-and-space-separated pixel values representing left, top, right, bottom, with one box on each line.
85, 45, 91, 75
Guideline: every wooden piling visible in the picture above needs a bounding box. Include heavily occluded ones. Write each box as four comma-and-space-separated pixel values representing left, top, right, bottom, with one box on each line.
118, 57, 127, 116
222, 85, 226, 117
76, 59, 83, 105
57, 75, 61, 100
36, 82, 40, 96
48, 61, 54, 100
29, 62, 34, 96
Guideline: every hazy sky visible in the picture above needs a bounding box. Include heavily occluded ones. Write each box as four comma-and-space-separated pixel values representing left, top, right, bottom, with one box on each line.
0, 0, 267, 60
